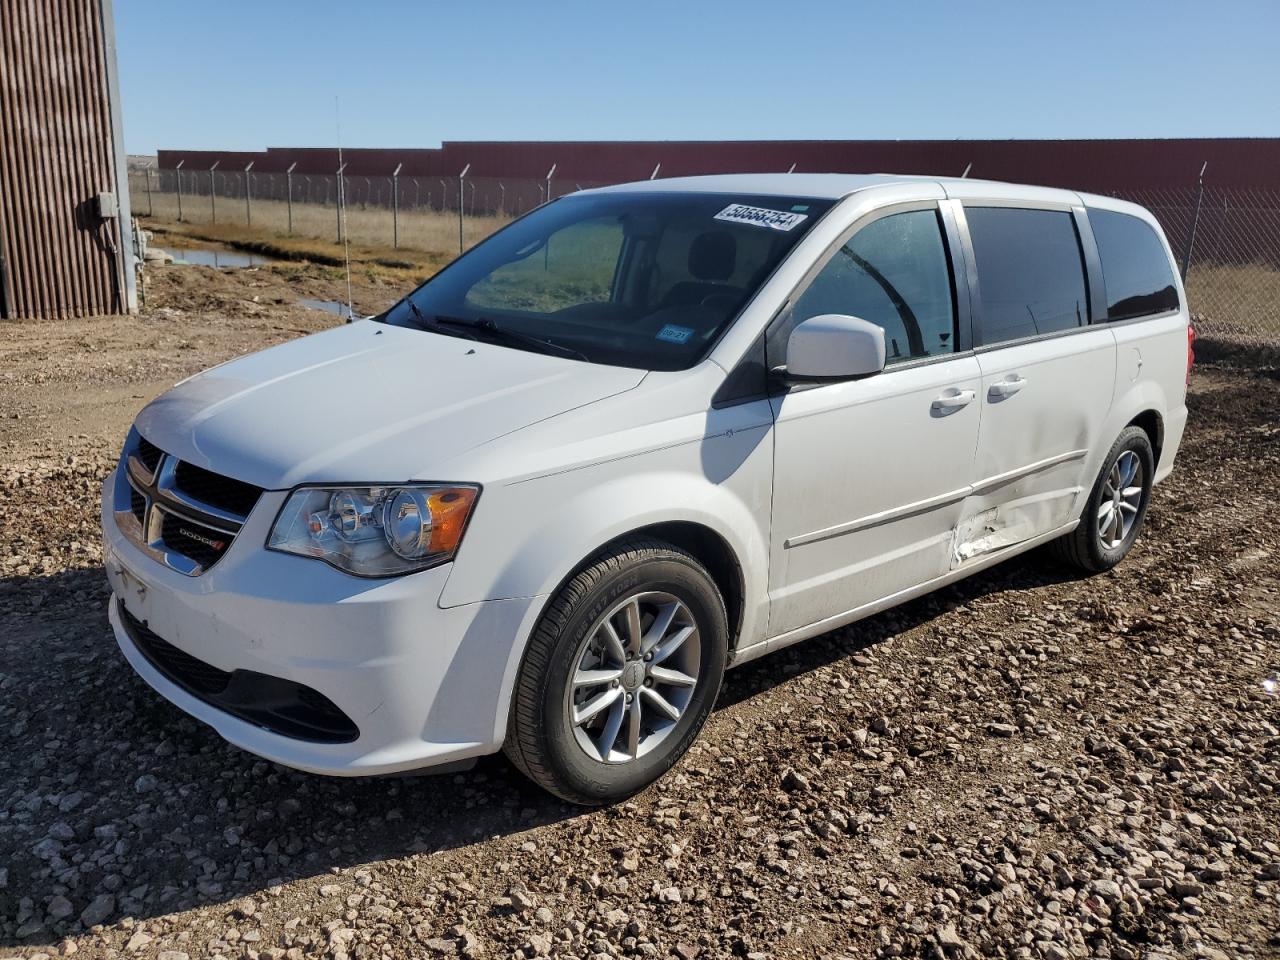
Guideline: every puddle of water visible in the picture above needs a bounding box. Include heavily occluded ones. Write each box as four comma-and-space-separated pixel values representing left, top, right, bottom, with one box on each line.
161, 247, 276, 268
298, 298, 358, 319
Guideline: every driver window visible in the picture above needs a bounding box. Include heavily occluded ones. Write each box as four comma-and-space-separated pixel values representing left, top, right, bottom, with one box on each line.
466, 216, 624, 313
785, 209, 956, 366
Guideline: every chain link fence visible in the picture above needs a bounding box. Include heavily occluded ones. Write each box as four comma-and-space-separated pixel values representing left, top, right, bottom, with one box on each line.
128, 170, 1280, 355
1116, 186, 1280, 352
128, 168, 611, 253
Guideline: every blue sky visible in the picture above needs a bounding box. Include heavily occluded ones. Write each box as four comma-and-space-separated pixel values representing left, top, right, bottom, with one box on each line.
115, 0, 1280, 155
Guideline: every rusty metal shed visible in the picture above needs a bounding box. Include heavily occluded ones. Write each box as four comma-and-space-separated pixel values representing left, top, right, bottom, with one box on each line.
0, 0, 135, 319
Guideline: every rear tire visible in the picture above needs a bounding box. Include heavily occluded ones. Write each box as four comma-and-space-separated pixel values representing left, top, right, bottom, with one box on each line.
1050, 426, 1155, 573
504, 538, 728, 805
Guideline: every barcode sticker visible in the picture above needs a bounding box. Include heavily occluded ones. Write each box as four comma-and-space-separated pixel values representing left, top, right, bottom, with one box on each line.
713, 203, 808, 232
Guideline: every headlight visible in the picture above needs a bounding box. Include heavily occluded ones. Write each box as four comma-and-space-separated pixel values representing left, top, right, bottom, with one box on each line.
267, 484, 479, 577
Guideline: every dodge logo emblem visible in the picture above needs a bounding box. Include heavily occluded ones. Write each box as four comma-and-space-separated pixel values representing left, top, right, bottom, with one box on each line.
179, 527, 227, 551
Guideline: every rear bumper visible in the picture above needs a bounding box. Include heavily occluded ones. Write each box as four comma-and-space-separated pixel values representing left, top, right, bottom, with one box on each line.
1154, 402, 1188, 485
102, 472, 544, 776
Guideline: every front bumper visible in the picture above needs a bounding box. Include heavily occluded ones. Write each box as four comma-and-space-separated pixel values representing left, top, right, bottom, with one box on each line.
102, 471, 543, 776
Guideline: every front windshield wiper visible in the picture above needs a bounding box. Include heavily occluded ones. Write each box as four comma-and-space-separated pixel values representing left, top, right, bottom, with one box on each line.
401, 298, 458, 334
427, 314, 588, 362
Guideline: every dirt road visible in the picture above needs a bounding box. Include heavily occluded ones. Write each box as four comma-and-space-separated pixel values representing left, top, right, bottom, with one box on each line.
1, 261, 1278, 959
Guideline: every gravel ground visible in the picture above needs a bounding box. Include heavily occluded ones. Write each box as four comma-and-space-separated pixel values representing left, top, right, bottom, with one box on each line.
1, 261, 1278, 960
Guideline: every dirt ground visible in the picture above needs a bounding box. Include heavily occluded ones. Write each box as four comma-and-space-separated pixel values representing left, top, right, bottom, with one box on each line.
1, 259, 1278, 960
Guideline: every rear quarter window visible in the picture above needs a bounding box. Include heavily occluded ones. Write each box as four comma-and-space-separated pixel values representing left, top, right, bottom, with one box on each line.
1089, 209, 1180, 321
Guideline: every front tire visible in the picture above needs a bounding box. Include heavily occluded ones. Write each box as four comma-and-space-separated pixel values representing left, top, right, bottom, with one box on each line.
1051, 425, 1155, 573
504, 538, 728, 805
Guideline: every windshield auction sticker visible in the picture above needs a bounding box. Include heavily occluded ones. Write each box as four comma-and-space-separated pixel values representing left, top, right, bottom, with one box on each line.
714, 203, 808, 231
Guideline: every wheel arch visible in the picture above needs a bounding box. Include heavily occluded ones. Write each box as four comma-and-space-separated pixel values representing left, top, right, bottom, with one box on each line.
1127, 409, 1165, 470
1093, 379, 1170, 481
585, 521, 746, 651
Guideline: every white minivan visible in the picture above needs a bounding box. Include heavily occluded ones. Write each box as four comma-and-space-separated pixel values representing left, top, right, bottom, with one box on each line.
102, 174, 1191, 803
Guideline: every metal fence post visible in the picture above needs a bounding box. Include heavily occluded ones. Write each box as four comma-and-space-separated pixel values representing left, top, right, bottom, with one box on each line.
1181, 161, 1208, 282
244, 161, 254, 226
545, 162, 556, 204
458, 163, 470, 253
145, 167, 154, 216
209, 161, 220, 224
498, 181, 506, 215
175, 160, 185, 221
336, 162, 348, 243
392, 163, 402, 248
286, 162, 296, 234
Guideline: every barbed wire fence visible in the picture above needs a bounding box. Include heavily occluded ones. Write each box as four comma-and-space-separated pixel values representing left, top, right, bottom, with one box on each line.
128, 167, 1280, 355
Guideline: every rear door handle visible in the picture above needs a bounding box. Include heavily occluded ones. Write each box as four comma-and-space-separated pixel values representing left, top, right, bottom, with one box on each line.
931, 388, 975, 413
988, 376, 1027, 400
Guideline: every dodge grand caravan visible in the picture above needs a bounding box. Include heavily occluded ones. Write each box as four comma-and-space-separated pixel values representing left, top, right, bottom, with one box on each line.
103, 174, 1191, 803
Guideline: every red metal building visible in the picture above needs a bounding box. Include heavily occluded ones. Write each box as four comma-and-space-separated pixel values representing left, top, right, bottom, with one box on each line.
158, 138, 1280, 193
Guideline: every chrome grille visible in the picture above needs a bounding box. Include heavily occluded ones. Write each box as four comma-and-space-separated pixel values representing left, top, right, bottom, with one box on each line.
129, 487, 146, 524
135, 436, 163, 475
158, 510, 231, 570
173, 460, 261, 517
113, 431, 263, 577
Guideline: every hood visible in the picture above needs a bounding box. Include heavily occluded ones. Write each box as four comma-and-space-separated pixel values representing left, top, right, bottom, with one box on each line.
134, 322, 646, 489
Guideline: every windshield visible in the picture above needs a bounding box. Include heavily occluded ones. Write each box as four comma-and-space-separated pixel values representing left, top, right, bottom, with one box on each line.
379, 191, 835, 371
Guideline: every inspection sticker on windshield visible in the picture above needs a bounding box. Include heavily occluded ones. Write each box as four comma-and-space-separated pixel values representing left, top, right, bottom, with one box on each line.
656, 324, 694, 344
714, 203, 808, 232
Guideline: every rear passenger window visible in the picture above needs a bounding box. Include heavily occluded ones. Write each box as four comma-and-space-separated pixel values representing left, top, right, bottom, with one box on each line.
787, 209, 956, 366
966, 207, 1088, 344
1089, 209, 1180, 321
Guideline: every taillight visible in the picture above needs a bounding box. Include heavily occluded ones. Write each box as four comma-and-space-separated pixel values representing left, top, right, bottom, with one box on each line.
1186, 323, 1196, 385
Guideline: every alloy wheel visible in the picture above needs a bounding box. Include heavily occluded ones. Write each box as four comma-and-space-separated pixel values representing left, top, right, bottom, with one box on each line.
1097, 449, 1144, 549
566, 591, 701, 763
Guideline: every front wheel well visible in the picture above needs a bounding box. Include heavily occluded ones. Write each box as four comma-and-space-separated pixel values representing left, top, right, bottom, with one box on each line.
1127, 410, 1165, 469
568, 522, 745, 651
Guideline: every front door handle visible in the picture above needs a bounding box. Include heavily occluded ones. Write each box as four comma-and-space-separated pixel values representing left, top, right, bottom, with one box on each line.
988, 376, 1027, 400
931, 388, 976, 414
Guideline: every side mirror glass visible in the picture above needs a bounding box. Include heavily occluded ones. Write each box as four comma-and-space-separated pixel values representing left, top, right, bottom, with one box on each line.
784, 314, 886, 381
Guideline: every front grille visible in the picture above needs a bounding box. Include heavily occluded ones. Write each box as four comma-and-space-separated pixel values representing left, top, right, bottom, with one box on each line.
174, 461, 262, 517
118, 601, 359, 744
115, 432, 265, 577
135, 436, 163, 475
159, 511, 231, 570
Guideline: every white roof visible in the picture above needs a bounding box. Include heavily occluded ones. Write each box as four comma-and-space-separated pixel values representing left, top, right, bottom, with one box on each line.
579, 172, 1154, 224
583, 172, 964, 199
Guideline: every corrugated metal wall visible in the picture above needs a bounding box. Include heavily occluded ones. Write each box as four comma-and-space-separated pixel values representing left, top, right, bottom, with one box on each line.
0, 0, 133, 319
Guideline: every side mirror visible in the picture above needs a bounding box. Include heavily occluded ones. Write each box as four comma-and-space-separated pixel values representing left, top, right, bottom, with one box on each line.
782, 314, 886, 382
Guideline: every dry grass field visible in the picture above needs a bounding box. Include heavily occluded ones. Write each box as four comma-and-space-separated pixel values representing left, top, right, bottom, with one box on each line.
142, 189, 512, 258
1184, 262, 1280, 338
